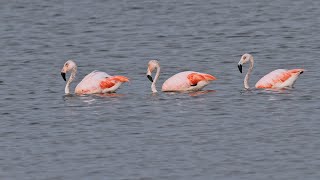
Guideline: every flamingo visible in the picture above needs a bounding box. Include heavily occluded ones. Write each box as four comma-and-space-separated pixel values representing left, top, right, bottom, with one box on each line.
60, 60, 129, 94
146, 60, 217, 93
237, 53, 304, 89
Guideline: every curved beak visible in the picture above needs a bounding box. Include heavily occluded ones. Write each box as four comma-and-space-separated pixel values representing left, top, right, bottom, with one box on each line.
147, 75, 153, 82
238, 64, 242, 73
61, 72, 66, 81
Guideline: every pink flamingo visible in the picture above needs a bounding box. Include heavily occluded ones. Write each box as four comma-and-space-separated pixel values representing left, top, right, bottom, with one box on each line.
238, 53, 304, 89
146, 60, 217, 93
61, 60, 129, 94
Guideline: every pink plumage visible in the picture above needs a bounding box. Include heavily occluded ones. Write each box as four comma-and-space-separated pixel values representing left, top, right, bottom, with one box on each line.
162, 71, 216, 92
255, 69, 304, 89
75, 71, 111, 94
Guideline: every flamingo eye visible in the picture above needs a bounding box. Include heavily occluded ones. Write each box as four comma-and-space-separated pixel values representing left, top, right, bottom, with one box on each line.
65, 63, 69, 66
243, 56, 247, 60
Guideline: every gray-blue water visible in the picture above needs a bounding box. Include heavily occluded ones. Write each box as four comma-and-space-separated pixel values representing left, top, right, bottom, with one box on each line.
1, 0, 320, 179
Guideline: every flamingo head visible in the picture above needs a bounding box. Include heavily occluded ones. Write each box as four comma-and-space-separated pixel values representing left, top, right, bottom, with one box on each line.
61, 60, 76, 81
238, 53, 252, 73
146, 60, 159, 82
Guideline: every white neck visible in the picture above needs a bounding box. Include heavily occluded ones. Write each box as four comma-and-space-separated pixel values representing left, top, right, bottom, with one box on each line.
244, 57, 254, 89
65, 66, 77, 94
151, 64, 160, 93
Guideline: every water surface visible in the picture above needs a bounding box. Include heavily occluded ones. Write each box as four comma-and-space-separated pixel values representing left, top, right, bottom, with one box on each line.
0, 0, 320, 179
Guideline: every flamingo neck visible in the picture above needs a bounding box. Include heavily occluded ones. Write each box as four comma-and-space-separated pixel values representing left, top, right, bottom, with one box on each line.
65, 66, 77, 94
151, 64, 160, 93
244, 57, 254, 89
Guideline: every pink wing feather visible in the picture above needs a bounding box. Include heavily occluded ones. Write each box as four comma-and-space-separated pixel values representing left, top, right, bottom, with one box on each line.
99, 76, 129, 89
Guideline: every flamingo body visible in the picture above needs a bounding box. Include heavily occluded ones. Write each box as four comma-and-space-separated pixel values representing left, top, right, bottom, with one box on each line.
162, 71, 216, 92
74, 71, 129, 94
255, 69, 304, 89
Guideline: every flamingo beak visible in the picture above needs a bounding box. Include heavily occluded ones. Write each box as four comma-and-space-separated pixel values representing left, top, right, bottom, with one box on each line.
147, 67, 153, 82
147, 75, 153, 82
238, 64, 242, 73
61, 72, 66, 81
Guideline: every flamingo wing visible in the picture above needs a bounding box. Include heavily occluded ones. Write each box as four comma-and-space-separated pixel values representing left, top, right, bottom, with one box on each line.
187, 73, 217, 86
255, 69, 304, 89
99, 76, 129, 92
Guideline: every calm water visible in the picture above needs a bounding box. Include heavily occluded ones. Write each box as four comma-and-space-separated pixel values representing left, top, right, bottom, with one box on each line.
1, 0, 320, 179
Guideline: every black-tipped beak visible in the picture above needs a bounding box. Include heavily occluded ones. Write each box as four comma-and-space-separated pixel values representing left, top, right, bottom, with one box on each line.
238, 64, 242, 73
147, 75, 153, 82
61, 72, 66, 81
